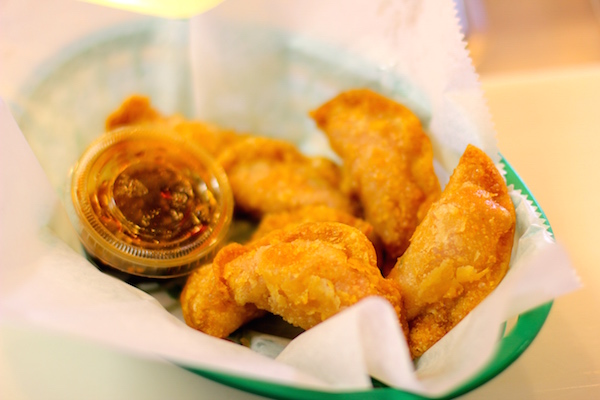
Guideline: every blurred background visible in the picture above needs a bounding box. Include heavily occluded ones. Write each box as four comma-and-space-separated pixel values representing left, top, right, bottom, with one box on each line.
461, 0, 600, 74
463, 3, 600, 398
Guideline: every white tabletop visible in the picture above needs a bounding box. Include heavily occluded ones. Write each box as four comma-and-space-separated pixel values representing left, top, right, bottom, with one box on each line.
1, 1, 598, 399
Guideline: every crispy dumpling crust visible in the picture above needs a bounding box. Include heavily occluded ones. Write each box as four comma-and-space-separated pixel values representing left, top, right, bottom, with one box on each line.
388, 144, 516, 357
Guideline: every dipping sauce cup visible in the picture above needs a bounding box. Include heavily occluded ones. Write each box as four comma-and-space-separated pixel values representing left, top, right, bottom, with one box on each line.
68, 125, 233, 278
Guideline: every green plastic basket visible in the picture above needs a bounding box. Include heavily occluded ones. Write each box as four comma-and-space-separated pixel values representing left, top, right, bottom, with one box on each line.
179, 157, 553, 400
12, 19, 553, 400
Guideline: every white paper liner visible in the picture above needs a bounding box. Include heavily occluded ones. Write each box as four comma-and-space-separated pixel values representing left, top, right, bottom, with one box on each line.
0, 0, 581, 397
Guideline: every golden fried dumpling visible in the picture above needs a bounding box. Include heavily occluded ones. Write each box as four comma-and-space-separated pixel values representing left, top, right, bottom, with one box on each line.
106, 95, 243, 159
251, 205, 374, 241
172, 121, 242, 159
387, 144, 516, 357
311, 89, 441, 260
214, 222, 407, 334
217, 137, 358, 218
180, 264, 265, 338
250, 205, 387, 273
105, 95, 163, 131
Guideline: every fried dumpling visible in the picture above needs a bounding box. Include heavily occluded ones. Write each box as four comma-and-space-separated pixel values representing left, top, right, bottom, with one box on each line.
217, 137, 358, 218
311, 88, 441, 260
215, 222, 407, 334
387, 145, 516, 357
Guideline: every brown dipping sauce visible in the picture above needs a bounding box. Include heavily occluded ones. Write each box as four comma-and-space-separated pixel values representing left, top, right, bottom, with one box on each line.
92, 162, 217, 246
69, 127, 233, 277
